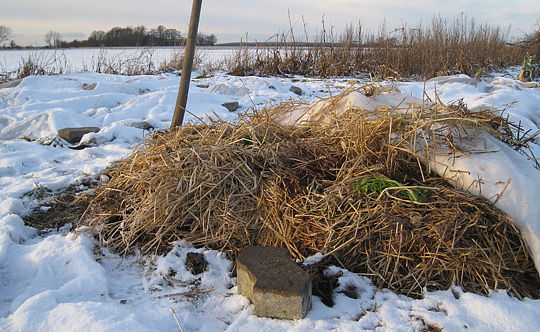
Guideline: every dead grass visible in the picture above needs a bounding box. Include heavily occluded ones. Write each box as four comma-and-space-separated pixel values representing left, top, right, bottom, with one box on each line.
84, 84, 540, 299
225, 14, 525, 79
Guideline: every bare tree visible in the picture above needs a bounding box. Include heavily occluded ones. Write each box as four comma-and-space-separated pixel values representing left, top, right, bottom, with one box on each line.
54, 33, 63, 48
0, 26, 12, 44
88, 30, 106, 46
44, 31, 54, 47
44, 30, 62, 48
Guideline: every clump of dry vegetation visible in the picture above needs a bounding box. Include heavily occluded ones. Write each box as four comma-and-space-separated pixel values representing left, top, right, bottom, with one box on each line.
84, 84, 540, 299
84, 48, 158, 75
520, 17, 540, 59
14, 51, 72, 80
86, 48, 205, 75
225, 15, 527, 79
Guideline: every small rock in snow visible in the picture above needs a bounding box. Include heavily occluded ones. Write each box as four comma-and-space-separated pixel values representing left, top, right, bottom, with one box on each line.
222, 101, 240, 112
82, 83, 98, 90
290, 85, 303, 95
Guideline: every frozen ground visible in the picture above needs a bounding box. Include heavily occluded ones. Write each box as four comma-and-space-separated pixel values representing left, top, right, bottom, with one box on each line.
1, 66, 540, 331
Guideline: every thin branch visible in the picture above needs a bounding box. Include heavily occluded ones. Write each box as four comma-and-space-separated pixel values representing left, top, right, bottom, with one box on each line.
171, 307, 184, 332
158, 288, 214, 299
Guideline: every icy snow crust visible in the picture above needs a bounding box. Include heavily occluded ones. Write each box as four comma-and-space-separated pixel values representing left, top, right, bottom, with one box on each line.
1, 70, 540, 331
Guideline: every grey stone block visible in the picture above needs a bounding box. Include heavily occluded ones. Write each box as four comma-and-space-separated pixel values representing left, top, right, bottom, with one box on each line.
237, 245, 312, 320
222, 101, 240, 112
58, 127, 100, 144
290, 86, 303, 96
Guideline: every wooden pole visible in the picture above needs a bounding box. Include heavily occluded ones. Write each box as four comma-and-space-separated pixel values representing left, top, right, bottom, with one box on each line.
171, 0, 203, 128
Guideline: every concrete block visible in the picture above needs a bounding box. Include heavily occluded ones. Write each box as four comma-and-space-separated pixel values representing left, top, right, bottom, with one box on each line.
58, 127, 100, 144
222, 101, 240, 112
290, 86, 303, 96
237, 245, 312, 320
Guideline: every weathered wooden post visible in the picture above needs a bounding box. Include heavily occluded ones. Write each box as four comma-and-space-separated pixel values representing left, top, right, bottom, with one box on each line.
171, 0, 203, 128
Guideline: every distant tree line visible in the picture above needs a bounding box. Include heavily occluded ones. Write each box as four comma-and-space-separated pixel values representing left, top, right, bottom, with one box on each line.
64, 25, 217, 48
0, 25, 217, 49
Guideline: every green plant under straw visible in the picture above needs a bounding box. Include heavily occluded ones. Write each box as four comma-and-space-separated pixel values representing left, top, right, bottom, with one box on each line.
352, 175, 430, 203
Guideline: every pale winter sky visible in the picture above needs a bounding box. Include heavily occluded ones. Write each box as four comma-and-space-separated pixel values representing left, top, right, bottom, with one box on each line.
1, 0, 539, 46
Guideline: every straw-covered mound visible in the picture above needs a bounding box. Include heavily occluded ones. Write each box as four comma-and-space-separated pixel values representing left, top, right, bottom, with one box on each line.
85, 84, 540, 299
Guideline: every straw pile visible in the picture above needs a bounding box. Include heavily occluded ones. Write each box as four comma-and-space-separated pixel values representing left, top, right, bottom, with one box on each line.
86, 84, 540, 299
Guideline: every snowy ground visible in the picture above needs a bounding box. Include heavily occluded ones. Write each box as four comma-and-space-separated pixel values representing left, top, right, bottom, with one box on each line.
0, 47, 236, 77
1, 64, 540, 331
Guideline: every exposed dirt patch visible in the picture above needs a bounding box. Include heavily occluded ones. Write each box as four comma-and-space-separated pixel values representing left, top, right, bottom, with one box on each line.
185, 252, 208, 275
22, 180, 97, 232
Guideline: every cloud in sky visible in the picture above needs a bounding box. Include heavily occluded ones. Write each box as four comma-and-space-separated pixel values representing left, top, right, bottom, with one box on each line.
2, 0, 539, 46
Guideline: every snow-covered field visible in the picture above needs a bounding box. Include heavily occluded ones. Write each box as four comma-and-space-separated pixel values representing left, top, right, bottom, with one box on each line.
0, 47, 236, 78
1, 51, 540, 331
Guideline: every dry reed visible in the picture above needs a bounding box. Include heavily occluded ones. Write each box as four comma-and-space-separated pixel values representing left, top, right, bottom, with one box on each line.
85, 84, 540, 299
225, 14, 525, 79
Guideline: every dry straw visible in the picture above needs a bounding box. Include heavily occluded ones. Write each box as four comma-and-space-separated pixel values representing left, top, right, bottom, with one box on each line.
85, 83, 540, 299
